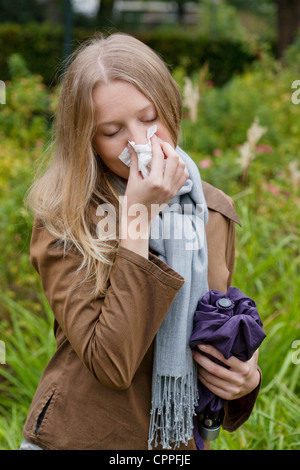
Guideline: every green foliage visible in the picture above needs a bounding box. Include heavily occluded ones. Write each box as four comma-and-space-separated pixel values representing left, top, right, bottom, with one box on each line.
199, 0, 249, 41
0, 292, 56, 450
0, 41, 300, 449
0, 54, 54, 304
0, 22, 259, 87
136, 28, 258, 86
0, 22, 66, 86
180, 43, 300, 449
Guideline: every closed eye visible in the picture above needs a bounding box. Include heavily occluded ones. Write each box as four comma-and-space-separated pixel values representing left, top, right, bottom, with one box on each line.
142, 115, 157, 123
103, 129, 120, 137
102, 114, 157, 137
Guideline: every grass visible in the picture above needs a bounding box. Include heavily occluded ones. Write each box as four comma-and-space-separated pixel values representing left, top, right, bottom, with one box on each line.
0, 291, 56, 449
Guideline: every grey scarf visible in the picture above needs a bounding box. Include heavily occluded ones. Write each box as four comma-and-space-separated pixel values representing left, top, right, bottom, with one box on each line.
111, 147, 209, 449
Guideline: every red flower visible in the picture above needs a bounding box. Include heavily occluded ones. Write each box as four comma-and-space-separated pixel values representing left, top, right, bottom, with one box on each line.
257, 144, 273, 154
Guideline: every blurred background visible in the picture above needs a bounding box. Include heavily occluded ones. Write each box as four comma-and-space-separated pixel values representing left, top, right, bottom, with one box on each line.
0, 0, 300, 450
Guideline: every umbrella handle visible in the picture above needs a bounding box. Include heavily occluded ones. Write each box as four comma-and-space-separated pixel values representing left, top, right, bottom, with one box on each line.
197, 409, 223, 441
199, 417, 220, 441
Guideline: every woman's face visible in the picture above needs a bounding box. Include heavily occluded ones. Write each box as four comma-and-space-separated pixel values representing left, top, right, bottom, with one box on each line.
93, 80, 174, 179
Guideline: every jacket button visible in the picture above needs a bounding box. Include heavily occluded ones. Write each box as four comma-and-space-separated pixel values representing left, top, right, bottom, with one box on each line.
217, 298, 232, 308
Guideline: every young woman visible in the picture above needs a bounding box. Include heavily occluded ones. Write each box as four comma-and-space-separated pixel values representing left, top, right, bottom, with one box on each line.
21, 33, 261, 450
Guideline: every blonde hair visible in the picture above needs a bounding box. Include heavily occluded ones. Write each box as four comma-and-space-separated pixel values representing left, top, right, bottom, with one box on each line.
26, 32, 183, 297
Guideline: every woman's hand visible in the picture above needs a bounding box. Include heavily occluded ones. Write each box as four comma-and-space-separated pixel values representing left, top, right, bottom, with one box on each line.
192, 344, 260, 401
119, 135, 189, 258
124, 135, 189, 221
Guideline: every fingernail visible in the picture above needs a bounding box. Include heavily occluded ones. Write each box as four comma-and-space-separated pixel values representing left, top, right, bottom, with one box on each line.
198, 344, 207, 351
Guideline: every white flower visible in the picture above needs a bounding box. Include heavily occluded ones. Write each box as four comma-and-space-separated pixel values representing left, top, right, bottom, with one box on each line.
236, 141, 253, 171
247, 117, 267, 152
288, 160, 300, 189
237, 117, 267, 171
183, 77, 200, 123
236, 117, 268, 183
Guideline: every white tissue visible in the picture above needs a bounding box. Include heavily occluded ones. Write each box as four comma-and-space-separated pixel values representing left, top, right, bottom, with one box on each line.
118, 125, 158, 178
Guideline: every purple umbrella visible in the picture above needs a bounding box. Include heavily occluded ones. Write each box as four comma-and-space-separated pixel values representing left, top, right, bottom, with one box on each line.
189, 287, 266, 449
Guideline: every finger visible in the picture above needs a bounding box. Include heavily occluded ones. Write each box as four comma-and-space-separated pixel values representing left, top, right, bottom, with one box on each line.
193, 349, 232, 381
161, 142, 189, 188
198, 369, 237, 401
161, 142, 181, 175
127, 146, 142, 180
149, 135, 165, 177
198, 345, 260, 375
252, 348, 259, 362
195, 352, 246, 399
198, 366, 231, 393
197, 344, 252, 376
197, 344, 230, 365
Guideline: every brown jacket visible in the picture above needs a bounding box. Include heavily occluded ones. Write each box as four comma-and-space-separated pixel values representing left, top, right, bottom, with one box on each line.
22, 182, 260, 450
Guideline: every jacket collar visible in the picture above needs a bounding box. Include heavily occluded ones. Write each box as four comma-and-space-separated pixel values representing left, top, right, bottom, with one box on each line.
202, 181, 241, 226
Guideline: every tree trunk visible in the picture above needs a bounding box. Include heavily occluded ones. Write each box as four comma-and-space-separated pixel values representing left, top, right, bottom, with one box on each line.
97, 0, 115, 27
177, 1, 186, 24
277, 0, 300, 57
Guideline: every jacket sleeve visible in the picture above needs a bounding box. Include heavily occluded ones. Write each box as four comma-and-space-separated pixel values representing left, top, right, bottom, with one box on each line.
205, 209, 235, 293
29, 219, 185, 390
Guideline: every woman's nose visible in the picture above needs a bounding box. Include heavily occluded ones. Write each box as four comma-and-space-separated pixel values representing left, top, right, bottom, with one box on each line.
128, 126, 148, 145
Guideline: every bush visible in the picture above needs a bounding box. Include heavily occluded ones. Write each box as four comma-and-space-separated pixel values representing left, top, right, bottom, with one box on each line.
0, 54, 54, 303
135, 28, 259, 86
0, 22, 260, 87
0, 22, 65, 86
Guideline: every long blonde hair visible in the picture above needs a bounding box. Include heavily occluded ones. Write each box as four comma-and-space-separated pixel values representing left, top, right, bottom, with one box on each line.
26, 32, 183, 297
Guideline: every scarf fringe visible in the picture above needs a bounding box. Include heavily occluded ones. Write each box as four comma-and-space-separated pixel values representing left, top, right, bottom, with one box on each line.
148, 369, 199, 450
